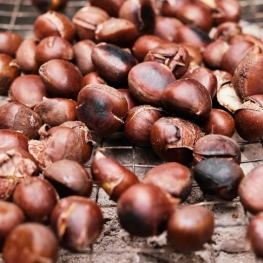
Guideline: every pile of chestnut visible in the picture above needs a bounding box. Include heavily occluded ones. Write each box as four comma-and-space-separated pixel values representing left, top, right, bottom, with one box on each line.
1, 0, 263, 261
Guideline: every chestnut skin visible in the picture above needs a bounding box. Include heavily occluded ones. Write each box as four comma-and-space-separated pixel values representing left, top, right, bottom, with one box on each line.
50, 196, 104, 252
238, 165, 263, 214
143, 162, 192, 201
167, 205, 214, 252
2, 223, 59, 263
43, 159, 93, 198
89, 0, 126, 17
193, 134, 241, 165
0, 129, 29, 150
117, 183, 177, 237
12, 177, 58, 223
91, 150, 139, 202
193, 158, 244, 200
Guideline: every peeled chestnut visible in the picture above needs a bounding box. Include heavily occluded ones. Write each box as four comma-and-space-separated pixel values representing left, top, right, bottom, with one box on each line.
193, 134, 241, 165
0, 129, 29, 150
0, 200, 25, 249
124, 105, 166, 147
50, 196, 104, 251
150, 117, 204, 165
43, 159, 93, 198
167, 205, 214, 252
234, 95, 263, 142
91, 150, 139, 202
2, 223, 59, 263
117, 183, 177, 237
34, 97, 77, 127
12, 177, 58, 223
0, 102, 42, 139
76, 84, 128, 136
39, 59, 83, 100
143, 162, 192, 201
193, 158, 244, 200
238, 165, 263, 214
8, 75, 49, 108
128, 61, 176, 106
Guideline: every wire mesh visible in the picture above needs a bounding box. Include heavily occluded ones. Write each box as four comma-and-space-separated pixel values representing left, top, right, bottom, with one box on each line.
1, 0, 263, 262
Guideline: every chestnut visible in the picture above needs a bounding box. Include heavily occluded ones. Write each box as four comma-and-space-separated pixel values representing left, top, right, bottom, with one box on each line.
8, 74, 49, 108
234, 95, 263, 142
213, 22, 242, 41
193, 158, 244, 200
50, 196, 104, 251
0, 102, 42, 139
181, 43, 202, 65
43, 159, 93, 198
2, 223, 59, 263
143, 162, 192, 201
161, 78, 212, 123
247, 212, 263, 258
117, 183, 177, 237
73, 40, 95, 75
95, 18, 138, 47
118, 0, 157, 35
200, 108, 235, 137
144, 43, 190, 79
34, 97, 77, 127
128, 61, 176, 106
39, 59, 83, 100
29, 122, 94, 170
72, 6, 110, 41
167, 205, 214, 252
0, 32, 23, 57
118, 88, 139, 112
124, 105, 166, 147
0, 54, 21, 95
193, 134, 241, 165
16, 38, 39, 74
91, 43, 137, 86
34, 11, 75, 43
35, 36, 74, 65
31, 0, 68, 12
12, 177, 58, 223
150, 117, 204, 165
0, 129, 29, 150
83, 71, 107, 86
91, 150, 139, 202
0, 200, 25, 249
0, 146, 39, 200
76, 84, 128, 136
238, 165, 263, 214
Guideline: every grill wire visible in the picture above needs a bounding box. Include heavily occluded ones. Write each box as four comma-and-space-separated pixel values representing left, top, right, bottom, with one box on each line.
1, 0, 263, 262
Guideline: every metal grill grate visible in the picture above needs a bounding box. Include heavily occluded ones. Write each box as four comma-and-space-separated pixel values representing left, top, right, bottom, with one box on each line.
1, 0, 263, 262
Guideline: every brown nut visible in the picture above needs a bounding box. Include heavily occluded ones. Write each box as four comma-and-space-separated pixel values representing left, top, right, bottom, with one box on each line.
128, 61, 176, 107
0, 102, 42, 139
161, 78, 212, 123
143, 162, 192, 201
117, 183, 178, 237
150, 117, 204, 165
35, 36, 74, 65
0, 32, 23, 57
193, 158, 244, 200
239, 165, 263, 214
50, 196, 104, 251
12, 177, 58, 223
2, 223, 59, 263
124, 105, 166, 147
89, 0, 126, 17
76, 84, 128, 136
0, 129, 29, 150
34, 97, 77, 127
31, 0, 68, 12
118, 88, 139, 112
34, 11, 75, 43
213, 21, 242, 41
167, 205, 214, 252
43, 159, 93, 198
83, 71, 107, 86
91, 42, 137, 86
193, 134, 241, 165
91, 150, 139, 202
234, 95, 263, 142
144, 43, 190, 79
181, 43, 203, 65
39, 59, 83, 100
8, 74, 49, 108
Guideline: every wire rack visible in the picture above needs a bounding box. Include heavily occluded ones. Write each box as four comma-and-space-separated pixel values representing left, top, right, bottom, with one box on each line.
1, 0, 263, 262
